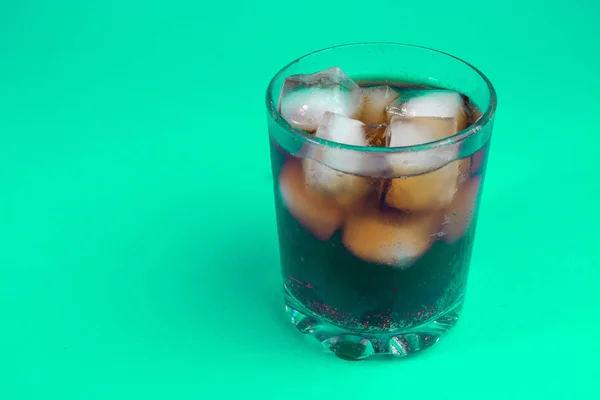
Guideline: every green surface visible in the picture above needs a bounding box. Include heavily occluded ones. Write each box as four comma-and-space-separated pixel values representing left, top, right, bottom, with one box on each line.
1, 0, 599, 398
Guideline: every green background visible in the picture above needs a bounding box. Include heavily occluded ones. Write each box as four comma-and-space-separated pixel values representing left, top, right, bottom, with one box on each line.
1, 0, 599, 398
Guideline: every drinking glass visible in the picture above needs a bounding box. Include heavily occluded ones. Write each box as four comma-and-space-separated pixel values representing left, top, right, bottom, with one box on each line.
265, 43, 496, 360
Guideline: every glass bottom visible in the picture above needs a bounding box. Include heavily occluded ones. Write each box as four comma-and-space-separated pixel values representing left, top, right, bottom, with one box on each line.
284, 286, 463, 360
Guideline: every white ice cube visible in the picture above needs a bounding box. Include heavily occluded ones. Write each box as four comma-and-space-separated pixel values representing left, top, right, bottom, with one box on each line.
302, 112, 372, 207
279, 67, 363, 132
387, 90, 468, 131
386, 116, 460, 175
316, 110, 368, 146
384, 117, 466, 211
312, 111, 369, 172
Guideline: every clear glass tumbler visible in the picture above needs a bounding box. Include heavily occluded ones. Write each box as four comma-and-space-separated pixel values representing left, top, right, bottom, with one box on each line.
265, 43, 496, 360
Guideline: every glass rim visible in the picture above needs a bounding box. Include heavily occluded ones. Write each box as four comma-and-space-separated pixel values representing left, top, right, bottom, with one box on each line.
265, 42, 497, 153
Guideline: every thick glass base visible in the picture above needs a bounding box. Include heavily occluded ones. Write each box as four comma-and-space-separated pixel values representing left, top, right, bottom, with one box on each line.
284, 288, 463, 360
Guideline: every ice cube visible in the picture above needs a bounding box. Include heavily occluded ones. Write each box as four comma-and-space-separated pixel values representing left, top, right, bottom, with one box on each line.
315, 111, 368, 147
302, 113, 373, 207
279, 160, 345, 240
360, 85, 400, 126
342, 211, 442, 268
384, 163, 461, 212
303, 159, 372, 208
387, 90, 468, 131
385, 116, 459, 175
388, 116, 457, 148
384, 117, 464, 211
279, 67, 363, 132
442, 176, 481, 243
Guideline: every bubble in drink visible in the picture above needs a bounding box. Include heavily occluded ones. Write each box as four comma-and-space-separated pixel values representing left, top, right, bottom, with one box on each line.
384, 117, 464, 211
442, 176, 481, 243
342, 211, 442, 268
360, 85, 400, 126
278, 159, 345, 240
278, 67, 363, 132
386, 90, 469, 131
